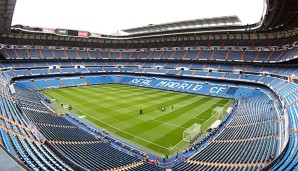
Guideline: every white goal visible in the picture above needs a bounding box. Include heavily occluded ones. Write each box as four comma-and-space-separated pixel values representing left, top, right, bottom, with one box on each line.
183, 123, 201, 143
212, 107, 223, 119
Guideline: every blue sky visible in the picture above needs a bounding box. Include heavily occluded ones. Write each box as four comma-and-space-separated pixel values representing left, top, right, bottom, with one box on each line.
12, 0, 264, 34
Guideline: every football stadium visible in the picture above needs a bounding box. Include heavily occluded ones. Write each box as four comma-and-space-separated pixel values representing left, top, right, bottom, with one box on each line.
0, 0, 297, 170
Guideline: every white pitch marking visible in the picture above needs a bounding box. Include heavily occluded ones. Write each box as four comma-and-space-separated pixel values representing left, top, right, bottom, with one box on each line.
50, 94, 172, 150
152, 119, 188, 129
75, 107, 172, 150
47, 91, 191, 151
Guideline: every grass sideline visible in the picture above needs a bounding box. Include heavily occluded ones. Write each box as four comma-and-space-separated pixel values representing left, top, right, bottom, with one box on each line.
42, 84, 233, 157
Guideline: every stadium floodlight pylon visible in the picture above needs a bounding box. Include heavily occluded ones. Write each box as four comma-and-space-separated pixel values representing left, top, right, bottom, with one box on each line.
212, 106, 223, 119
183, 123, 201, 143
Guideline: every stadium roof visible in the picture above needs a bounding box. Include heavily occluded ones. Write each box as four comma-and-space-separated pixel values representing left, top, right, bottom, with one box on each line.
260, 0, 298, 31
12, 0, 263, 35
122, 16, 242, 34
0, 0, 16, 33
2, 0, 298, 40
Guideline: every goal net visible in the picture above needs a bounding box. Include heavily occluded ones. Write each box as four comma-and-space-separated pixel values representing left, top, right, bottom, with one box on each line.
183, 123, 201, 143
212, 107, 223, 119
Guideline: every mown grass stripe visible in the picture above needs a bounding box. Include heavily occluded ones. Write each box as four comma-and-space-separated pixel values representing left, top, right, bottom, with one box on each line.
42, 84, 233, 157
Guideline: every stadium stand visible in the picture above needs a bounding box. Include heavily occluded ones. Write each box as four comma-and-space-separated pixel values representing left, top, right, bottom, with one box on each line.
4, 49, 295, 170
0, 0, 297, 170
2, 47, 298, 62
11, 72, 293, 170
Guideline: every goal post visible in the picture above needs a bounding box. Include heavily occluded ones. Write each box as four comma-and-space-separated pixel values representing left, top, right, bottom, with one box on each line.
183, 123, 202, 143
212, 107, 223, 119
200, 106, 225, 131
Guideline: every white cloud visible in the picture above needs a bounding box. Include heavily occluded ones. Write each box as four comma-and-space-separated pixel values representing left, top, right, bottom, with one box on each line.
12, 0, 264, 34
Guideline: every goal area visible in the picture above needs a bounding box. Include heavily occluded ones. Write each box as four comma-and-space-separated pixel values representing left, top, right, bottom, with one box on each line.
183, 123, 201, 143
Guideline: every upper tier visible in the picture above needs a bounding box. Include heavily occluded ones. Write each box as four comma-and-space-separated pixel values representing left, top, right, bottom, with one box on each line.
1, 47, 298, 63
1, 37, 298, 49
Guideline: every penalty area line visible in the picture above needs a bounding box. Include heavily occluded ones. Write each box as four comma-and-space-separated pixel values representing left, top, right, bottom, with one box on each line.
193, 103, 216, 119
169, 139, 186, 150
152, 119, 188, 129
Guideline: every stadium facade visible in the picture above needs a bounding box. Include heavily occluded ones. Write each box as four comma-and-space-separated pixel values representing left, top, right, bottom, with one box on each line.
0, 0, 297, 170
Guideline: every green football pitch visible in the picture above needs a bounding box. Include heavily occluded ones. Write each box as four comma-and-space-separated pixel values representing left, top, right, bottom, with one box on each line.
42, 84, 233, 157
